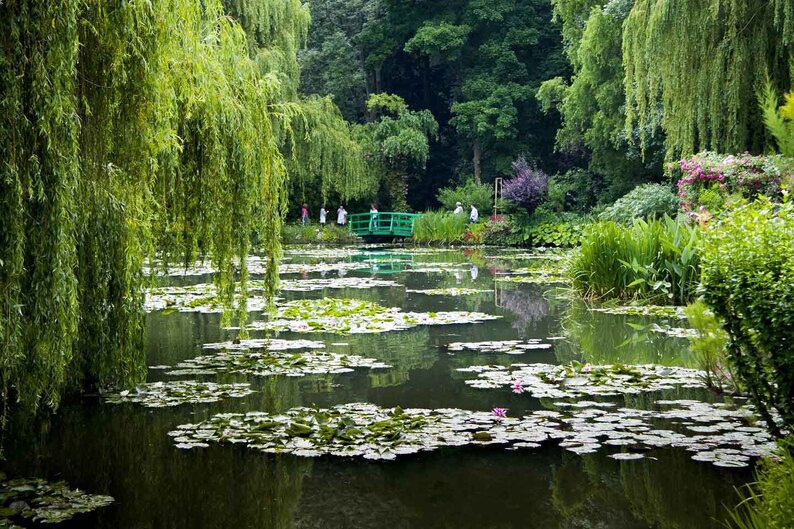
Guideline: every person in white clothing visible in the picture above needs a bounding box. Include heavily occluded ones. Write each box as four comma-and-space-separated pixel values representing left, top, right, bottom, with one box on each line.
319, 205, 327, 227
453, 201, 463, 215
469, 204, 479, 223
369, 204, 378, 230
337, 206, 347, 226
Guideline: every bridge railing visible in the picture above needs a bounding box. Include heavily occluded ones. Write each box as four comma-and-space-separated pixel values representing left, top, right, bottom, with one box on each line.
347, 212, 422, 237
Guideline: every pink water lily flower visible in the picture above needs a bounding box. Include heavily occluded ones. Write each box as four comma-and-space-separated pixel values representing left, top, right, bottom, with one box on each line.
492, 407, 507, 418
581, 364, 592, 373
511, 382, 524, 394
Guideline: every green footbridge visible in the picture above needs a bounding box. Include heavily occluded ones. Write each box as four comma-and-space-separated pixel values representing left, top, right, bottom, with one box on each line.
347, 212, 421, 238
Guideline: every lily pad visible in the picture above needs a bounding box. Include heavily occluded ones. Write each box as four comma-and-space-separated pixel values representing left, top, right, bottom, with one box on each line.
406, 288, 492, 297
444, 340, 552, 355
0, 477, 113, 525
104, 381, 254, 407
166, 349, 390, 378
243, 298, 500, 335
458, 363, 704, 398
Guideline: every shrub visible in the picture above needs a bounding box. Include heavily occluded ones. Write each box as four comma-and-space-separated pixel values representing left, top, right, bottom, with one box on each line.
502, 157, 549, 214
684, 301, 735, 393
507, 211, 589, 248
437, 179, 493, 214
569, 217, 700, 304
281, 224, 358, 244
728, 441, 794, 529
546, 169, 602, 213
667, 152, 791, 216
699, 198, 794, 435
412, 211, 468, 244
599, 183, 680, 223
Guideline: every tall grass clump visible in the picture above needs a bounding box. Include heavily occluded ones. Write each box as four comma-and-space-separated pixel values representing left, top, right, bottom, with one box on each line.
728, 443, 794, 529
280, 224, 359, 245
569, 217, 699, 304
412, 211, 468, 244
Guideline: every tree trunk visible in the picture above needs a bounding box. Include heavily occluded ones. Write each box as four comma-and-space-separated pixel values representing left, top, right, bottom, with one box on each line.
472, 138, 482, 183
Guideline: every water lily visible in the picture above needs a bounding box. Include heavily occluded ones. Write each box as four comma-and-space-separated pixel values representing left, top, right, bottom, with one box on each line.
492, 407, 507, 418
511, 382, 524, 394
581, 363, 592, 373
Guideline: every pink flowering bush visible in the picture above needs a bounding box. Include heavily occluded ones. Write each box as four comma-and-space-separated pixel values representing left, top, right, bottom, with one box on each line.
667, 152, 790, 217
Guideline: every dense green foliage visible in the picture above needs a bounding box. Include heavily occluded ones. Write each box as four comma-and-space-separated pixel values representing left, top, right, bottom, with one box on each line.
569, 218, 700, 304
538, 0, 662, 197
0, 0, 303, 413
437, 180, 494, 215
699, 198, 794, 436
355, 94, 438, 210
684, 301, 734, 393
599, 184, 680, 224
623, 0, 794, 159
300, 0, 568, 209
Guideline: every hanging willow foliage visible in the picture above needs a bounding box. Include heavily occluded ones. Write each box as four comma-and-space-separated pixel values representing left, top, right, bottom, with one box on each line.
222, 0, 376, 209
285, 96, 378, 203
623, 0, 794, 159
1, 0, 295, 414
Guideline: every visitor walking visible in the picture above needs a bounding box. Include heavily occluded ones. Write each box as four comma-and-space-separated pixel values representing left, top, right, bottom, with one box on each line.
469, 204, 479, 223
300, 203, 309, 225
337, 206, 347, 226
369, 203, 378, 230
319, 205, 327, 227
453, 201, 463, 215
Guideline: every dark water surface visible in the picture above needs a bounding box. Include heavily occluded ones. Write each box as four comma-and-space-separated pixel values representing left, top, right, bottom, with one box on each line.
3, 247, 750, 528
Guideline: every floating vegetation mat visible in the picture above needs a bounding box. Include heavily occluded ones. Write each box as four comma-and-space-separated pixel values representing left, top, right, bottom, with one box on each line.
494, 274, 569, 285
143, 255, 278, 277
0, 474, 113, 525
168, 403, 564, 457
277, 262, 368, 275
202, 338, 325, 352
406, 288, 492, 296
649, 323, 699, 338
244, 298, 500, 335
554, 400, 775, 467
591, 305, 687, 319
487, 251, 567, 261
104, 381, 254, 408
459, 363, 704, 398
165, 350, 391, 378
444, 340, 552, 355
277, 277, 399, 292
145, 276, 397, 313
144, 284, 277, 313
168, 401, 775, 467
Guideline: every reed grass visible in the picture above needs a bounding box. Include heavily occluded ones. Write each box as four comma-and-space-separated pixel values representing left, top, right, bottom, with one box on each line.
568, 217, 699, 304
412, 211, 468, 244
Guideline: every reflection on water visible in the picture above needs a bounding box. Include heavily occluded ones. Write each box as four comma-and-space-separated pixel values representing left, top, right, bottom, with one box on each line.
1, 245, 750, 528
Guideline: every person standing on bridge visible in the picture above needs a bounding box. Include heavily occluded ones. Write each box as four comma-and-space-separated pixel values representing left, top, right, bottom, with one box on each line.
453, 201, 464, 215
469, 204, 479, 223
319, 205, 327, 227
369, 204, 378, 231
337, 205, 347, 226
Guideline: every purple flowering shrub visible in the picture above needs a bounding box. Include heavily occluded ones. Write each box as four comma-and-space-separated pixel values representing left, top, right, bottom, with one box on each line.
503, 157, 549, 214
667, 152, 790, 216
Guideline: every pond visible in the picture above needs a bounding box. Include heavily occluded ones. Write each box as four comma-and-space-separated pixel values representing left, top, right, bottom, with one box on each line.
1, 246, 761, 528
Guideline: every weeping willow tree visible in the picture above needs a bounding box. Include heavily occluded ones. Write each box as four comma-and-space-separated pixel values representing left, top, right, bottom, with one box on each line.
285, 96, 378, 203
623, 0, 794, 159
0, 0, 297, 414
223, 0, 377, 209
